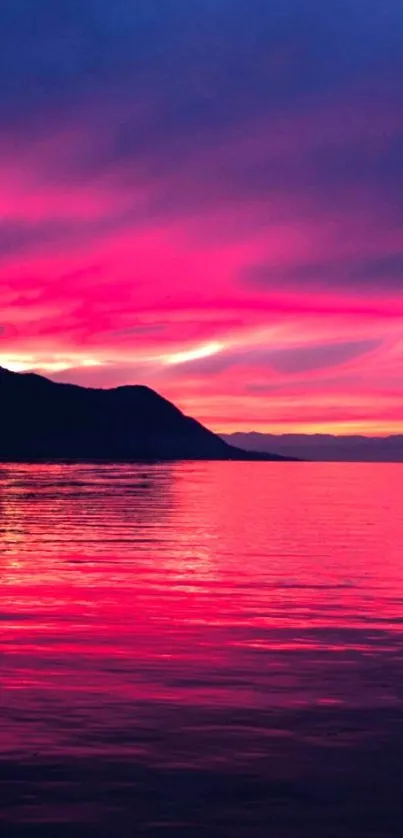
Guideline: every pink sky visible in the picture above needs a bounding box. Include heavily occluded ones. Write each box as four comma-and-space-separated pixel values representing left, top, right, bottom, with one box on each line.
1, 1, 403, 434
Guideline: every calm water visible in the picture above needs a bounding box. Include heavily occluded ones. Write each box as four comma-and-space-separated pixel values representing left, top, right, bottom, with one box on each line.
1, 462, 403, 837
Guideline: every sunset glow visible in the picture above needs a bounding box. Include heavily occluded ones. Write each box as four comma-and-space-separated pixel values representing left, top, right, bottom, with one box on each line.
1, 1, 402, 433
164, 342, 225, 366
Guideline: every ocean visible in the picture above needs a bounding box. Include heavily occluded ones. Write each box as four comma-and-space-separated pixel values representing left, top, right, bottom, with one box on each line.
1, 462, 403, 836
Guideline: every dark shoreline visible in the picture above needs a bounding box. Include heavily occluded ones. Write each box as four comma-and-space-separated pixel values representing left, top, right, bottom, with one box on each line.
0, 453, 298, 464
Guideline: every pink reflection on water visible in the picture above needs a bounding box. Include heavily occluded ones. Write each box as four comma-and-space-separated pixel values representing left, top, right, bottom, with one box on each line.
1, 463, 403, 833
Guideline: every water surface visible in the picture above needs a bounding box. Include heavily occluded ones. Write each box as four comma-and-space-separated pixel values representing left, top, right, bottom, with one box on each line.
1, 462, 403, 836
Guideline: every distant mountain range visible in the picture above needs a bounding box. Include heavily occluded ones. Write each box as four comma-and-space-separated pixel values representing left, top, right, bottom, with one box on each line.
221, 432, 403, 462
0, 367, 289, 462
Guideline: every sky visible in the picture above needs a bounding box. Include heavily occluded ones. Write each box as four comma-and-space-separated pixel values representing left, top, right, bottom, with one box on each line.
1, 1, 403, 434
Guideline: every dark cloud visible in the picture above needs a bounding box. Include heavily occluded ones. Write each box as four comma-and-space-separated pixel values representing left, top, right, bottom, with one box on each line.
244, 253, 403, 292
356, 254, 403, 282
0, 203, 165, 260
222, 135, 403, 210
111, 324, 168, 338
0, 219, 75, 258
266, 339, 379, 374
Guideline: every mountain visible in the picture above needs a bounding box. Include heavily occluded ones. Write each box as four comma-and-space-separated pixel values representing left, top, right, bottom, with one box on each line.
0, 367, 288, 462
221, 432, 403, 462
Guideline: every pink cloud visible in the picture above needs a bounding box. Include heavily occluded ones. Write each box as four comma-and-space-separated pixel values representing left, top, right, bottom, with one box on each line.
1, 79, 403, 434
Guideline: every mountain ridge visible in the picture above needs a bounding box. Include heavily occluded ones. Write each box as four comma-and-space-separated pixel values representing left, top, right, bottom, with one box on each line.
221, 431, 403, 462
0, 367, 290, 462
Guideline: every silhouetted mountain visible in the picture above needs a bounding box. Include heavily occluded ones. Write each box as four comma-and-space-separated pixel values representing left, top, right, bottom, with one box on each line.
0, 367, 289, 462
221, 432, 403, 462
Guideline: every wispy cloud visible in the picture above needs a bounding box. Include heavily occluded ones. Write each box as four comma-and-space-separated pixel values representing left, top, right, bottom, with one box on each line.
1, 1, 403, 431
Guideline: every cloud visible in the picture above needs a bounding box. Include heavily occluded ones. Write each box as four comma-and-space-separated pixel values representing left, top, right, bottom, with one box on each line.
244, 252, 403, 293
1, 1, 403, 432
0, 219, 81, 259
265, 339, 380, 374
153, 337, 380, 378
1, 1, 402, 161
